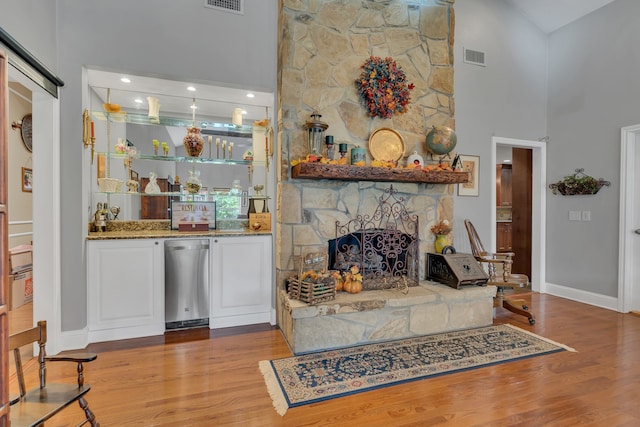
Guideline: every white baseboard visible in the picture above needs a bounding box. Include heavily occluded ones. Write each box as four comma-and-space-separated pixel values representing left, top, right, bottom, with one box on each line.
88, 324, 165, 344
60, 328, 89, 352
209, 312, 271, 329
544, 282, 619, 312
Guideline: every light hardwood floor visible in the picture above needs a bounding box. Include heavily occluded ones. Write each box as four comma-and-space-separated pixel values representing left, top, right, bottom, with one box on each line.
8, 293, 640, 427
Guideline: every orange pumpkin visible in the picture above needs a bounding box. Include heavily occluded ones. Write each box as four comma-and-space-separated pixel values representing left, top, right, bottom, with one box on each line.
343, 279, 363, 294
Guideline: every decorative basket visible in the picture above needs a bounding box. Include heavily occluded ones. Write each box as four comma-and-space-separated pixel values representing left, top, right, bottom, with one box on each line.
98, 178, 123, 193
287, 252, 336, 304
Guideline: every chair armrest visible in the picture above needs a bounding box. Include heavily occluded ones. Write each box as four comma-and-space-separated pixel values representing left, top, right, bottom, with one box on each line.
45, 352, 97, 388
494, 251, 515, 258
477, 257, 513, 265
481, 251, 514, 260
45, 352, 97, 364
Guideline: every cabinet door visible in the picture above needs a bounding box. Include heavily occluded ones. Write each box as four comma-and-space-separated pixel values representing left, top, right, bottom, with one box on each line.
140, 178, 170, 219
496, 164, 512, 206
210, 235, 272, 327
496, 223, 512, 252
87, 239, 164, 340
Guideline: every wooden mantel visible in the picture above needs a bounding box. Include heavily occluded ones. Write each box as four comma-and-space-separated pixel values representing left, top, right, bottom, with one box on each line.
291, 162, 469, 184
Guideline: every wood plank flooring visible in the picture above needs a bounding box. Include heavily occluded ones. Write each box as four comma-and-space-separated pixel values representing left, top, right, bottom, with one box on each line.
9, 293, 640, 426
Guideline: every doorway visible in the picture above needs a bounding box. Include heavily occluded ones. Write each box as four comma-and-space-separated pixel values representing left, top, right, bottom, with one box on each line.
618, 124, 640, 313
7, 80, 33, 335
7, 65, 61, 353
491, 137, 547, 293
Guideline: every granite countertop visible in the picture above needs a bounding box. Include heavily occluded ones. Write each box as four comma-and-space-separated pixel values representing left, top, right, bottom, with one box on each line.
86, 220, 271, 240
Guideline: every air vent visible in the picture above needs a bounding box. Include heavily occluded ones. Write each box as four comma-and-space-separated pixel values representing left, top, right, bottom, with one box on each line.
204, 0, 244, 15
463, 48, 486, 67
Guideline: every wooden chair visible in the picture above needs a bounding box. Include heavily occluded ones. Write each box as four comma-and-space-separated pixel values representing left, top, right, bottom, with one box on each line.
464, 219, 535, 325
8, 320, 99, 427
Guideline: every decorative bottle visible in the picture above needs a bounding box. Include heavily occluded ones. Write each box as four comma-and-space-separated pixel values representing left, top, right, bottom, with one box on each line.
183, 127, 204, 157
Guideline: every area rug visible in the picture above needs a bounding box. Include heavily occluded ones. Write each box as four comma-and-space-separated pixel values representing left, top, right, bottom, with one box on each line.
259, 324, 575, 415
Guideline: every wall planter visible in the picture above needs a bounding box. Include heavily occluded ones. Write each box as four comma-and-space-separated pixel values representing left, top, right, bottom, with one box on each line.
549, 168, 610, 195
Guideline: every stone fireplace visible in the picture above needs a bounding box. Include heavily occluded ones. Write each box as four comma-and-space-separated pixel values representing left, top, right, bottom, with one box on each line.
274, 0, 481, 353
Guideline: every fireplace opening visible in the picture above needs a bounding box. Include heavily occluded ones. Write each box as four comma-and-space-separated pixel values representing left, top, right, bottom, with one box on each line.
328, 186, 419, 291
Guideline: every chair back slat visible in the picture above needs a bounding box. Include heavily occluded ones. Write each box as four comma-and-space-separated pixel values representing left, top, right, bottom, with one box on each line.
464, 220, 486, 259
8, 320, 47, 396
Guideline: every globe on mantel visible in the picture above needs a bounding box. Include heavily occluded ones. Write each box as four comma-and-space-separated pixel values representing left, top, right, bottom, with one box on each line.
426, 125, 457, 156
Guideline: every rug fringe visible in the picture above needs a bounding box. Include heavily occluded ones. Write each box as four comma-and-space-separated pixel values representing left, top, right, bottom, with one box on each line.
503, 324, 577, 352
259, 360, 289, 416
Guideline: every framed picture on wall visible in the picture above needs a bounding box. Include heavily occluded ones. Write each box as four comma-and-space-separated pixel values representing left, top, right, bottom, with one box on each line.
457, 155, 479, 197
21, 167, 32, 192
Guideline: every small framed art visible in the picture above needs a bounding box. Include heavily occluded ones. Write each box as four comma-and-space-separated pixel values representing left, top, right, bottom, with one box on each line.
457, 155, 480, 197
22, 167, 33, 192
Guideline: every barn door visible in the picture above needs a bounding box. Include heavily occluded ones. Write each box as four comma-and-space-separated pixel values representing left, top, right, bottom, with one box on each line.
0, 48, 10, 426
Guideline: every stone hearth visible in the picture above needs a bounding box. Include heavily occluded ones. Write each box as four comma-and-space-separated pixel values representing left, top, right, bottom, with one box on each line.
278, 281, 496, 354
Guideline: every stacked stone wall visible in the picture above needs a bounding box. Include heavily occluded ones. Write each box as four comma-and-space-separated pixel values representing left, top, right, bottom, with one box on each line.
277, 0, 456, 290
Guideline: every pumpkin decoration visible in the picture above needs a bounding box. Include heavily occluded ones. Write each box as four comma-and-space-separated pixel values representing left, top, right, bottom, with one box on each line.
301, 269, 318, 281
343, 279, 363, 294
331, 271, 344, 291
342, 265, 364, 294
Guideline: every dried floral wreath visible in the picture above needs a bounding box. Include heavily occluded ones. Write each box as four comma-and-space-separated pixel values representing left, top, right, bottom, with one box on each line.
355, 56, 414, 119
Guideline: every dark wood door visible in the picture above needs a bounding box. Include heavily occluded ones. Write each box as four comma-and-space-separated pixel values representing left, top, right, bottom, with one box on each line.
511, 148, 532, 279
1, 49, 10, 426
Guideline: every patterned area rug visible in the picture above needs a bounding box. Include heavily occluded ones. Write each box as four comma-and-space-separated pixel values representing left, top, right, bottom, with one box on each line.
259, 324, 575, 415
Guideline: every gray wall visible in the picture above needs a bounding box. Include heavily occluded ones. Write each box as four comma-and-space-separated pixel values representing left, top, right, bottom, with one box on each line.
55, 0, 277, 331
453, 0, 548, 244
546, 0, 639, 296
0, 1, 57, 71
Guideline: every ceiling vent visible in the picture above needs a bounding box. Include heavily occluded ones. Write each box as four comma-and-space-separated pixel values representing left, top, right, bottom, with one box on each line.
463, 48, 486, 67
204, 0, 244, 15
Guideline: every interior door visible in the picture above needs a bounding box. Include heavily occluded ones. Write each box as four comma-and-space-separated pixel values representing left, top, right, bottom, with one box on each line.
511, 147, 532, 279
1, 48, 11, 426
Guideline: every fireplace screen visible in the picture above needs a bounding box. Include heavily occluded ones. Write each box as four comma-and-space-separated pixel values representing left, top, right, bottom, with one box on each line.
329, 186, 419, 290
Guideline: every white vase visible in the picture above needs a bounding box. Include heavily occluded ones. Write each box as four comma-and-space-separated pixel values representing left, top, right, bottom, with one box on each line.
147, 96, 160, 119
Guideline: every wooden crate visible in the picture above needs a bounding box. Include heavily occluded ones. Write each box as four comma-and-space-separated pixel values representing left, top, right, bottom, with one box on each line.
287, 276, 336, 305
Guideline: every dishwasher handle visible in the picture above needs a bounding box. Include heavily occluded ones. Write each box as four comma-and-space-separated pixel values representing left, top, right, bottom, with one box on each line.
164, 240, 210, 251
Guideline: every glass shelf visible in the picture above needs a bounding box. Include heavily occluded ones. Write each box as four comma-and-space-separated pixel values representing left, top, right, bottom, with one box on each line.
96, 191, 271, 199
96, 151, 265, 166
91, 110, 255, 136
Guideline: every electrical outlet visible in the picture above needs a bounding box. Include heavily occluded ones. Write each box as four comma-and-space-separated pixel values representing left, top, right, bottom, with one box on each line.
569, 211, 581, 221
582, 211, 591, 221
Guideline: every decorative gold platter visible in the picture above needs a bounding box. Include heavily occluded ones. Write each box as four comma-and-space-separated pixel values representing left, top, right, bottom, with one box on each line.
368, 128, 405, 161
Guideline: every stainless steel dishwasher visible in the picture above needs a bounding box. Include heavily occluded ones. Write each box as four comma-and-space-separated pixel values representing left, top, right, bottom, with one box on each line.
164, 239, 210, 330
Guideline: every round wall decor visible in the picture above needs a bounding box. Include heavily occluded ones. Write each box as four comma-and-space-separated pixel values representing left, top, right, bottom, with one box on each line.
19, 113, 32, 152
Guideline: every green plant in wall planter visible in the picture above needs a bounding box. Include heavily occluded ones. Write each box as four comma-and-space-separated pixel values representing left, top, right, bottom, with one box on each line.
549, 168, 610, 195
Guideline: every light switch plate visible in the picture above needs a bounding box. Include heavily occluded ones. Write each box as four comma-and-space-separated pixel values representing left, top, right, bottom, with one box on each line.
569, 211, 581, 221
582, 211, 591, 221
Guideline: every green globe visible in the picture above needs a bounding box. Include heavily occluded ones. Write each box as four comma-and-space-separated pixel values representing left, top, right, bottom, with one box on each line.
426, 126, 457, 156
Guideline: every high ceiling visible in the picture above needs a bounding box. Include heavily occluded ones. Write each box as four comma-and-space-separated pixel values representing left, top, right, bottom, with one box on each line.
506, 0, 618, 33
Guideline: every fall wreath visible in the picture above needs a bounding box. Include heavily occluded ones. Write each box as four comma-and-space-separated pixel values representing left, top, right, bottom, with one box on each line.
356, 56, 414, 119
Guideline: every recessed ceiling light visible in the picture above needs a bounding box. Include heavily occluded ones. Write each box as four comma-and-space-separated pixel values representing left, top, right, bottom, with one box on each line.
187, 86, 196, 92
242, 110, 247, 115
120, 77, 131, 83
134, 98, 143, 104
246, 93, 255, 98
